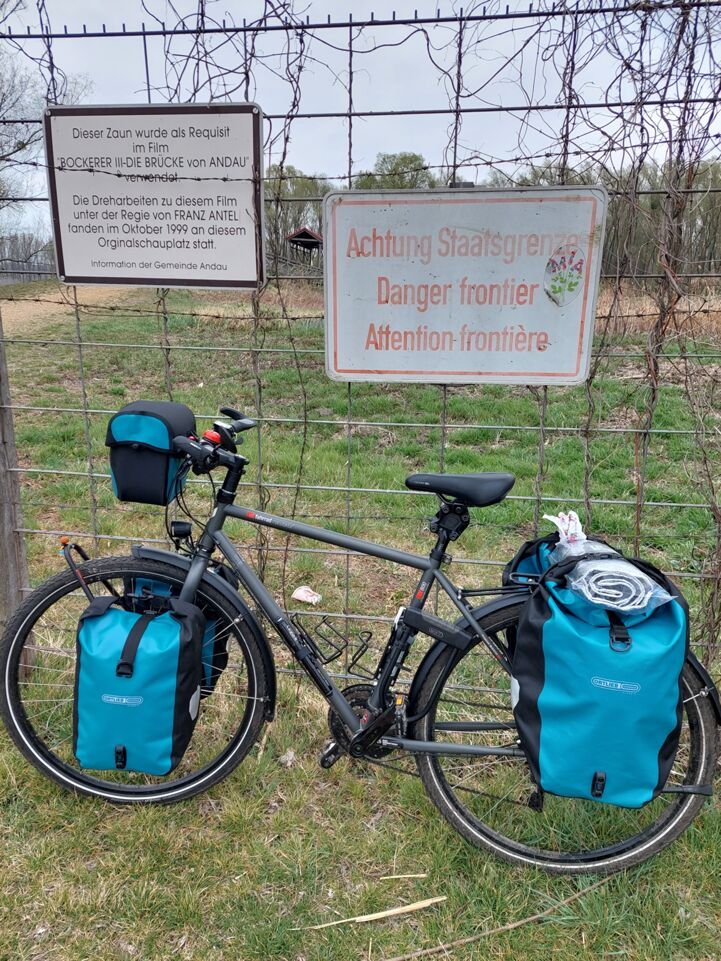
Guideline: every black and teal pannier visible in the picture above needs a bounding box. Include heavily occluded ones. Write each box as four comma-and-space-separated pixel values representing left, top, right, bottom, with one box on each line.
502, 533, 559, 585
106, 400, 196, 506
512, 555, 688, 808
502, 533, 617, 586
128, 577, 228, 698
73, 595, 205, 775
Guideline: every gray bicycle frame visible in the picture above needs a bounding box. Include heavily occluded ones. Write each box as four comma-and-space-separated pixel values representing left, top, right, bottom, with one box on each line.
178, 497, 522, 760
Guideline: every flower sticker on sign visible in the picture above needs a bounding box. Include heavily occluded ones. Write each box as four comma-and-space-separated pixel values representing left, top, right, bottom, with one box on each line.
544, 244, 586, 306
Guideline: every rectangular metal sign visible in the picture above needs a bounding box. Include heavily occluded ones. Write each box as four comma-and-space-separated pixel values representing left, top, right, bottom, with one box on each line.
44, 103, 264, 289
324, 187, 607, 384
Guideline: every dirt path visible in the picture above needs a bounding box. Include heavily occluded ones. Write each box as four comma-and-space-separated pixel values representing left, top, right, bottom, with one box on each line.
0, 284, 139, 336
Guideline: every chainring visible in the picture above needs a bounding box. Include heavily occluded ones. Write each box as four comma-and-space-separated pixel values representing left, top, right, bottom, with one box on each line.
327, 684, 395, 760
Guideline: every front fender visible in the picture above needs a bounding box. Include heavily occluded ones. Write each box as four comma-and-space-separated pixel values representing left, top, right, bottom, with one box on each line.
408, 592, 524, 719
132, 545, 276, 720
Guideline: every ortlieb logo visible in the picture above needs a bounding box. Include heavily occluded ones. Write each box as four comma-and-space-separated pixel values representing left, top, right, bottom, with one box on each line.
102, 694, 144, 707
591, 677, 641, 694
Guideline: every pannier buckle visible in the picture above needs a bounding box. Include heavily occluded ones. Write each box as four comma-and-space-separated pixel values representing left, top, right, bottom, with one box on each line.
591, 771, 606, 798
609, 617, 632, 653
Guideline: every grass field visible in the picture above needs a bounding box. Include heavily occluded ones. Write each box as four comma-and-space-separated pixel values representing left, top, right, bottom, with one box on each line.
1, 280, 720, 960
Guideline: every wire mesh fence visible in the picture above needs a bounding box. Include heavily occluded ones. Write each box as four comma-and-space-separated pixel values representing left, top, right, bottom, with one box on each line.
0, 1, 720, 667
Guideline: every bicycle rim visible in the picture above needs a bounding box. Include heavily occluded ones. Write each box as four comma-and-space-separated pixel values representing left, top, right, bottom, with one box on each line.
3, 558, 267, 801
414, 603, 715, 870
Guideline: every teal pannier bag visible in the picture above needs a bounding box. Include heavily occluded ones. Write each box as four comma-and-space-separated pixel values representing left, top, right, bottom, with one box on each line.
128, 577, 228, 698
106, 400, 196, 506
73, 595, 205, 775
512, 554, 688, 808
502, 533, 559, 586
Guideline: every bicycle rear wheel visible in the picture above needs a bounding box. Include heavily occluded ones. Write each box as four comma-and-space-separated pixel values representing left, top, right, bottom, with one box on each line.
0, 555, 271, 803
412, 600, 718, 874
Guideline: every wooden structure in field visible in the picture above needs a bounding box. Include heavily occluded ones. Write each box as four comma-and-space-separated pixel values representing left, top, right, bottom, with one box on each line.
285, 227, 323, 272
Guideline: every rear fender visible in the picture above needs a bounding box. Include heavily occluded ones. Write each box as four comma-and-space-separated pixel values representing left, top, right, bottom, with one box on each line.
132, 546, 276, 720
687, 651, 721, 725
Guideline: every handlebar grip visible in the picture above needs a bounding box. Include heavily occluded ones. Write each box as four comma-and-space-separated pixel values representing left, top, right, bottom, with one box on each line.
231, 416, 258, 432
217, 406, 257, 433
173, 435, 202, 457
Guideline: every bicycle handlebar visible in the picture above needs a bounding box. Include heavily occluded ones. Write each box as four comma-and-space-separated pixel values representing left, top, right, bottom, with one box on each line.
173, 435, 219, 471
173, 434, 248, 474
173, 405, 256, 473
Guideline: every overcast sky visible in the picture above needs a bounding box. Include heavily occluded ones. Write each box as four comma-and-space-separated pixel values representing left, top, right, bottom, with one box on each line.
4, 1, 718, 236
5, 1, 575, 187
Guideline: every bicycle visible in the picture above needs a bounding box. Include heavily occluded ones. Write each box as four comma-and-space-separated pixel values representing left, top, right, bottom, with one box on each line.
1, 405, 718, 875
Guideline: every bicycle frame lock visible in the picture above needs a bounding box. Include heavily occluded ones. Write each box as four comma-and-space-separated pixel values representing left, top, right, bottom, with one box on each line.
171, 466, 518, 756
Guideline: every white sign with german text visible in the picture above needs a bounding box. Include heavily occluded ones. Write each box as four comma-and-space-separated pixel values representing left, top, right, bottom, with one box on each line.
324, 187, 607, 384
44, 103, 264, 289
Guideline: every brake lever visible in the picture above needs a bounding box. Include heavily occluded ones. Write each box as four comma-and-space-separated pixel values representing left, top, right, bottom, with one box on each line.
212, 421, 238, 453
232, 416, 258, 432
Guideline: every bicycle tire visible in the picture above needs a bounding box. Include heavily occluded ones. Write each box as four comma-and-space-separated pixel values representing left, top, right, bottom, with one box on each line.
412, 600, 718, 874
0, 555, 271, 803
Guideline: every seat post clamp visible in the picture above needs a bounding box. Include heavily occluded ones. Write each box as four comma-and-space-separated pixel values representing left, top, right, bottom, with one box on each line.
432, 500, 470, 542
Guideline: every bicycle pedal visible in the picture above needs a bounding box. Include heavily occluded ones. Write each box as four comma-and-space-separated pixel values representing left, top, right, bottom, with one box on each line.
319, 740, 343, 769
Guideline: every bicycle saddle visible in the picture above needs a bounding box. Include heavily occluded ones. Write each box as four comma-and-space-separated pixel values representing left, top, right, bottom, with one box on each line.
405, 471, 515, 507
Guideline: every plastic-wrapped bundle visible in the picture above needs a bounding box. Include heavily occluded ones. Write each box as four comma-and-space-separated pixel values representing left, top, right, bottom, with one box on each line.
565, 557, 671, 613
544, 514, 672, 614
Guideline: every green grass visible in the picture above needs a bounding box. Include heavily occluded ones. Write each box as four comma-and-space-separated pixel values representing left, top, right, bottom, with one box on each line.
1, 281, 720, 959
6, 284, 718, 621
1, 682, 720, 961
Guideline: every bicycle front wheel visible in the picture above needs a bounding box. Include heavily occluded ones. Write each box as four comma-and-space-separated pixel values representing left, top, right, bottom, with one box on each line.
412, 600, 718, 874
0, 555, 271, 803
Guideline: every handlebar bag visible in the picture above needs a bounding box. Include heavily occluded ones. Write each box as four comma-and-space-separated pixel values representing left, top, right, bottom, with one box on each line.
73, 595, 205, 775
511, 554, 688, 807
106, 400, 196, 505
126, 576, 229, 699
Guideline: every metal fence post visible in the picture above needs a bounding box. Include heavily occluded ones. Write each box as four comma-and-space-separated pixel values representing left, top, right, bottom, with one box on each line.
0, 307, 30, 631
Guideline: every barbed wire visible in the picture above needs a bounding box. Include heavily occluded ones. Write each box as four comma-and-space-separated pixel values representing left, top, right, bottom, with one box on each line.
2, 1, 720, 39
1, 0, 721, 657
1, 292, 719, 324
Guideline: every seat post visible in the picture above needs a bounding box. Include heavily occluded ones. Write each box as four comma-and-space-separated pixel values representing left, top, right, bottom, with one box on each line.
429, 527, 451, 563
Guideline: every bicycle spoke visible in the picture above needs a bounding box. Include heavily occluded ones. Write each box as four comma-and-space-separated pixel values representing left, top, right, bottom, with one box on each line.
5, 561, 269, 798
412, 604, 714, 870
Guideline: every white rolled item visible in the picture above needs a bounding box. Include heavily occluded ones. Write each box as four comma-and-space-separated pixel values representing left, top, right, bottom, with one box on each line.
566, 559, 671, 613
